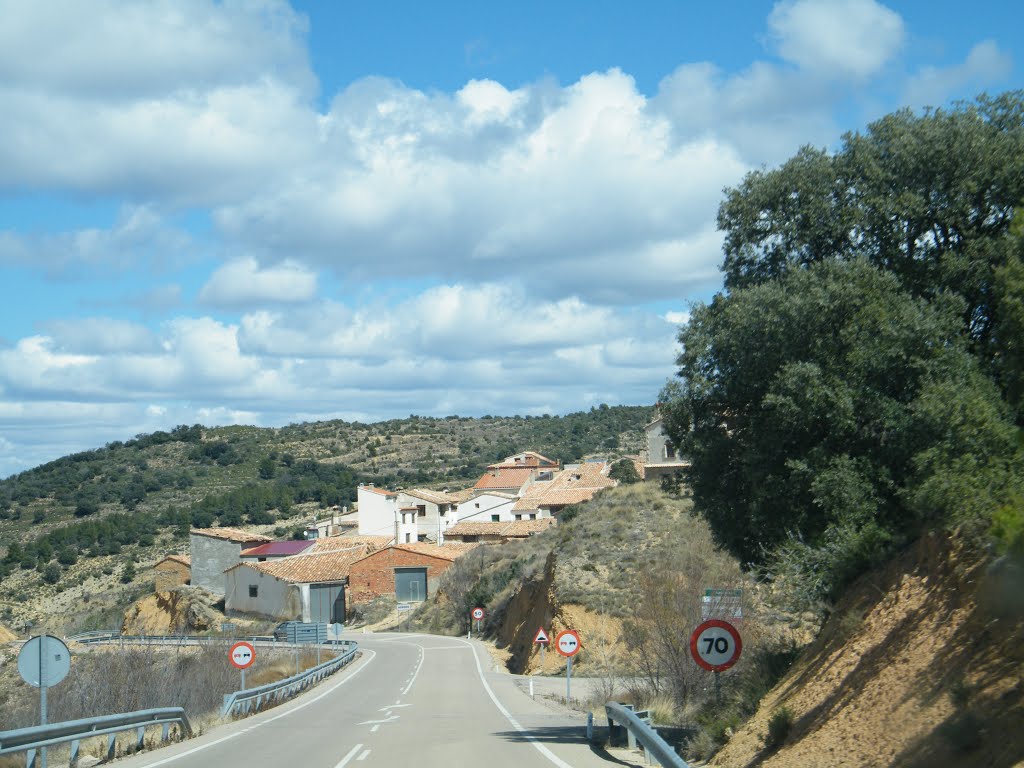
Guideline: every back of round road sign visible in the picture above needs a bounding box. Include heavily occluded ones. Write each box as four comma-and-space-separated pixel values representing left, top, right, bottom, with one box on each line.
18, 635, 71, 687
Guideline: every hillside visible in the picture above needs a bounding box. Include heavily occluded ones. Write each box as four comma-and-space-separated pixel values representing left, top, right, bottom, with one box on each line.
0, 406, 653, 630
709, 533, 1024, 767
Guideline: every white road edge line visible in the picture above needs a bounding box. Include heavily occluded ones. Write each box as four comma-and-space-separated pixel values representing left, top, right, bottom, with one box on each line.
401, 646, 425, 695
134, 649, 377, 768
334, 743, 363, 768
459, 638, 575, 768
357, 749, 371, 761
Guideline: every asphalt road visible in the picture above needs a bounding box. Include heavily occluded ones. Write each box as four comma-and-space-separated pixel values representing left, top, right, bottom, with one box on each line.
108, 632, 618, 768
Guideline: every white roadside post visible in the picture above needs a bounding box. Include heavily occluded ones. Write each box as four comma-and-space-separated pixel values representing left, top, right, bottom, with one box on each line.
554, 629, 581, 703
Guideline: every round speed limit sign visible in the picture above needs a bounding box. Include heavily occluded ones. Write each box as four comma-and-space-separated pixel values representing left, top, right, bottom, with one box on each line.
689, 619, 742, 672
471, 607, 485, 621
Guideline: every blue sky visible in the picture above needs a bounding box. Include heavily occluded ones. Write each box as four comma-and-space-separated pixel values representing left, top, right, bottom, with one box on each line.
1, 0, 1021, 478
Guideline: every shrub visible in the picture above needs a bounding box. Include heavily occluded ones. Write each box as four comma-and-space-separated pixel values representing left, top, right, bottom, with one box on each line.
765, 706, 793, 750
42, 563, 62, 584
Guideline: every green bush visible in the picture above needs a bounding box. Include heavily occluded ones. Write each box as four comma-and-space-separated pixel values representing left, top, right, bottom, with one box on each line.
42, 563, 62, 584
765, 706, 793, 750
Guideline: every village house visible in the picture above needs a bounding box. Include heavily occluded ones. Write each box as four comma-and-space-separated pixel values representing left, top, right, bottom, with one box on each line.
452, 491, 518, 524
356, 485, 399, 537
189, 528, 271, 595
443, 518, 556, 544
642, 416, 689, 482
224, 547, 369, 623
153, 554, 191, 591
346, 543, 478, 607
512, 460, 616, 517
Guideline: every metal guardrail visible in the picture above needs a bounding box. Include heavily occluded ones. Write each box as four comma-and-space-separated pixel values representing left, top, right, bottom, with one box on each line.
65, 630, 121, 643
71, 633, 275, 647
605, 702, 689, 768
0, 707, 191, 767
221, 640, 359, 717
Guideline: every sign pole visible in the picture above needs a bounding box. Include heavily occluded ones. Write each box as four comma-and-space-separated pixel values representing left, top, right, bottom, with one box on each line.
540, 644, 545, 669
241, 668, 246, 691
566, 655, 572, 703
40, 632, 48, 768
714, 670, 721, 708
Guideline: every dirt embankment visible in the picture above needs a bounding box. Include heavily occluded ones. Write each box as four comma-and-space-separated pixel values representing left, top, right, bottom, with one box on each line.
0, 623, 16, 642
711, 533, 1024, 768
496, 551, 630, 676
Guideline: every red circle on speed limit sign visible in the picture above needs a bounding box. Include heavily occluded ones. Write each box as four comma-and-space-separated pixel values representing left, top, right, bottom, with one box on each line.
689, 619, 742, 672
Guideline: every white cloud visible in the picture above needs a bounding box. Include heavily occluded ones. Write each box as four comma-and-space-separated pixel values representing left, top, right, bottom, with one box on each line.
43, 317, 156, 354
0, 206, 192, 275
217, 69, 745, 304
0, 0, 313, 98
768, 0, 904, 79
199, 257, 319, 307
904, 41, 1014, 109
663, 311, 690, 325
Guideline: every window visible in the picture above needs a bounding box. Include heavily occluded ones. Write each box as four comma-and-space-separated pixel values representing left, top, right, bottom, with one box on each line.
248, 585, 258, 598
418, 534, 427, 542
529, 514, 537, 520
491, 514, 500, 522
515, 514, 522, 521
417, 505, 426, 517
405, 533, 412, 543
475, 502, 480, 509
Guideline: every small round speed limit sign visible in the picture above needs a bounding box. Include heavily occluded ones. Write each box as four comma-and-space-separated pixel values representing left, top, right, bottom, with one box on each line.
471, 607, 485, 621
689, 619, 742, 672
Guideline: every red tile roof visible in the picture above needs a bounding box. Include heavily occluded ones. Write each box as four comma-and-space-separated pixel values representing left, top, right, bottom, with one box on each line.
473, 467, 536, 491
240, 541, 315, 557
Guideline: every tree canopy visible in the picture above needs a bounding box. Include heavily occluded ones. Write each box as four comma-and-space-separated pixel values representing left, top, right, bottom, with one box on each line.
717, 92, 1024, 412
663, 93, 1024, 602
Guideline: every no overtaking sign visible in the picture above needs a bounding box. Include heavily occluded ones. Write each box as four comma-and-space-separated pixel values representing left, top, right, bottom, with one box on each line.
229, 641, 256, 670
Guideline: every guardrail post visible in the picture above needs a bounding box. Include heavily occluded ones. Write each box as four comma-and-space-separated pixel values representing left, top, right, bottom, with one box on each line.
106, 734, 116, 760
587, 712, 593, 742
25, 747, 37, 768
162, 723, 170, 741
69, 739, 80, 768
136, 726, 145, 751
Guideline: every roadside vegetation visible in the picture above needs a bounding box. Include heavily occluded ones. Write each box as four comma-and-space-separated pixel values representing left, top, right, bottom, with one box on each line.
661, 92, 1024, 614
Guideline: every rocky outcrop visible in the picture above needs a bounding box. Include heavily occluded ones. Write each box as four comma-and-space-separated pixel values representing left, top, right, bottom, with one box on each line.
121, 587, 223, 635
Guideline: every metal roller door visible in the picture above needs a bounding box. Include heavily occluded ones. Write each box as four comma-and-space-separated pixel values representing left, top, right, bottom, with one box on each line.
394, 567, 427, 602
309, 582, 346, 623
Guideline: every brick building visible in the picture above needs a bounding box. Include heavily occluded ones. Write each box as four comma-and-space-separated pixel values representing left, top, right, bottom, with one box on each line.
347, 543, 478, 607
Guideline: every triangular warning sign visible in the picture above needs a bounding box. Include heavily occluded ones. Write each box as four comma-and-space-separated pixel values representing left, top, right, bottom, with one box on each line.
534, 627, 550, 644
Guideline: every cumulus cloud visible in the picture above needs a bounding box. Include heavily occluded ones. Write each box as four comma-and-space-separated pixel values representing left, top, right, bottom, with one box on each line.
216, 69, 745, 304
198, 257, 319, 307
768, 0, 904, 79
904, 40, 1014, 109
0, 206, 192, 275
0, 0, 314, 98
43, 317, 156, 354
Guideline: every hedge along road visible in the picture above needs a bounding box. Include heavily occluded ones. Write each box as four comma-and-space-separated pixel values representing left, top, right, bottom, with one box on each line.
108, 632, 613, 768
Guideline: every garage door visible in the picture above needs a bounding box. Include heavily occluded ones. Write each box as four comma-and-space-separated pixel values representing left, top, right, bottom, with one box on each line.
309, 582, 345, 623
394, 567, 427, 602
